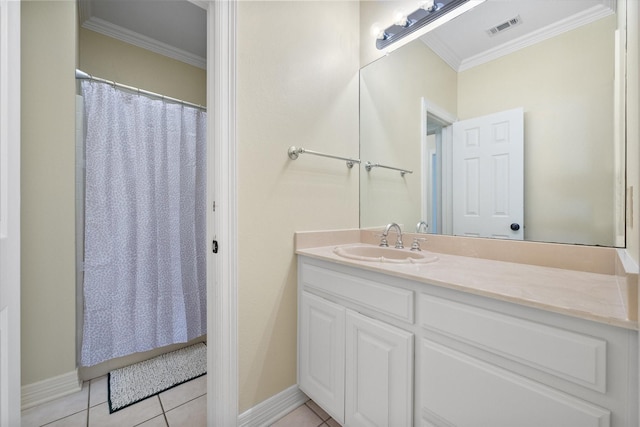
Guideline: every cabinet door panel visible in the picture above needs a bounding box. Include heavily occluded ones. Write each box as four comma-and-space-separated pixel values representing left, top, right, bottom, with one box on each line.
301, 263, 414, 323
420, 339, 611, 427
345, 310, 413, 427
299, 292, 345, 423
419, 294, 607, 392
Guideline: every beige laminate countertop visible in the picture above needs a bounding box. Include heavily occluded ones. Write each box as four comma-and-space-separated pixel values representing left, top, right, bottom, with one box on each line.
296, 243, 638, 331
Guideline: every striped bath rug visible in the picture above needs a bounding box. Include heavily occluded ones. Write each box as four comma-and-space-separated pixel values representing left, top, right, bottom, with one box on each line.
108, 342, 207, 413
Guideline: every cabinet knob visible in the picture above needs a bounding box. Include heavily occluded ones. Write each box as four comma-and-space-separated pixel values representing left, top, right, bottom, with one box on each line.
510, 223, 520, 231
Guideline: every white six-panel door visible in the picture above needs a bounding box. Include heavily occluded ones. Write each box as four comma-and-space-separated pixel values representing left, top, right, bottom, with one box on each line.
452, 108, 524, 240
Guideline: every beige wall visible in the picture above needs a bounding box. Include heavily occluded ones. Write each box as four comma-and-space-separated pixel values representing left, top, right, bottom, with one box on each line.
360, 41, 457, 229
458, 16, 618, 246
21, 0, 77, 386
237, 1, 360, 412
78, 28, 206, 106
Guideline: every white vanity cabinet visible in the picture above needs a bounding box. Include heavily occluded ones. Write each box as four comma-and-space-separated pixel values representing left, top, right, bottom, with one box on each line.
298, 259, 415, 427
297, 255, 639, 427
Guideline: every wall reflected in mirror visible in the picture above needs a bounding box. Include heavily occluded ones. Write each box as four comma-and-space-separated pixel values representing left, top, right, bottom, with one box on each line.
360, 0, 626, 247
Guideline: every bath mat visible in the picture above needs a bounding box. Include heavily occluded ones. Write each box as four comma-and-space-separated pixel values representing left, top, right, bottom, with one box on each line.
108, 342, 207, 413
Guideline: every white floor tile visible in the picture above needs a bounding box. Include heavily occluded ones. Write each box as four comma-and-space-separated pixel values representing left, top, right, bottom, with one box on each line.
306, 400, 330, 421
43, 410, 87, 427
325, 418, 341, 427
21, 383, 89, 427
135, 414, 168, 427
23, 374, 333, 427
159, 374, 207, 412
164, 395, 206, 427
88, 397, 163, 427
270, 404, 323, 427
90, 376, 108, 407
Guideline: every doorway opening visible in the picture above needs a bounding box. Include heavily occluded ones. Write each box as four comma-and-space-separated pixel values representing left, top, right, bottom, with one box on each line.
76, 0, 208, 379
420, 99, 455, 236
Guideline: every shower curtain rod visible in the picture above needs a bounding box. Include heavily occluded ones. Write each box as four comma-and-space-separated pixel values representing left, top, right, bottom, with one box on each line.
75, 69, 206, 112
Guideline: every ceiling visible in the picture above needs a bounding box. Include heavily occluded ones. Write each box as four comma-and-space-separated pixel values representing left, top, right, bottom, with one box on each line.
78, 0, 207, 69
78, 0, 615, 73
421, 0, 616, 71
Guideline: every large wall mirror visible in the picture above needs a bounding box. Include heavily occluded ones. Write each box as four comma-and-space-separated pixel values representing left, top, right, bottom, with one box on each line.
360, 0, 626, 247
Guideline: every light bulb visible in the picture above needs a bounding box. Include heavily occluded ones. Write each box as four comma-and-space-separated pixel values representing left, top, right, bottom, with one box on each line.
396, 15, 409, 27
393, 10, 408, 27
370, 24, 388, 40
421, 0, 436, 12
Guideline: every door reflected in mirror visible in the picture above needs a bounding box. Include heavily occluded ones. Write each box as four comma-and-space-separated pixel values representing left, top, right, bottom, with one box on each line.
359, 0, 625, 247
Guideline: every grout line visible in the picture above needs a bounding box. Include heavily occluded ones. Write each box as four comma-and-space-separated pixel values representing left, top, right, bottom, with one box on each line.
131, 397, 165, 427
305, 401, 331, 422
39, 381, 92, 427
163, 391, 207, 415
157, 395, 170, 427
86, 380, 91, 427
39, 408, 87, 427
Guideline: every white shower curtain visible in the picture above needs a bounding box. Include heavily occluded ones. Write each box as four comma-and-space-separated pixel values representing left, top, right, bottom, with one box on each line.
80, 80, 207, 367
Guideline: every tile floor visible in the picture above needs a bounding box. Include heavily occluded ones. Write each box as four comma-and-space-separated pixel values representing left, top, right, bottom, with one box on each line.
21, 375, 207, 427
271, 400, 340, 427
21, 374, 338, 427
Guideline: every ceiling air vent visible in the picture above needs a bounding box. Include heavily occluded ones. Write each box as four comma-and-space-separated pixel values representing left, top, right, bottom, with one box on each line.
486, 15, 522, 36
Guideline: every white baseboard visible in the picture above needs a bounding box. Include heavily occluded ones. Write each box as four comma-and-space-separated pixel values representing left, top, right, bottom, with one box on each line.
238, 385, 308, 427
21, 369, 82, 410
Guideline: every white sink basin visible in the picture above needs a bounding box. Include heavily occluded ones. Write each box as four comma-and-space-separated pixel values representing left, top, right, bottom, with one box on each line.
333, 244, 438, 264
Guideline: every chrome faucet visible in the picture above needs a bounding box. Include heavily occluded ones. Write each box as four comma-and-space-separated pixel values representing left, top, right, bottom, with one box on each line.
381, 223, 403, 249
416, 221, 428, 233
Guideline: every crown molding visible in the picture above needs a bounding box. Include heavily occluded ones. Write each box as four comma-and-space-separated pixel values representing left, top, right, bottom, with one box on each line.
424, 0, 616, 72
421, 33, 463, 71
81, 17, 206, 70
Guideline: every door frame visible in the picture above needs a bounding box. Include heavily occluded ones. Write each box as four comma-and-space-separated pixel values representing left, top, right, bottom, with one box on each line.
0, 1, 237, 423
205, 1, 238, 425
420, 98, 456, 235
0, 0, 21, 424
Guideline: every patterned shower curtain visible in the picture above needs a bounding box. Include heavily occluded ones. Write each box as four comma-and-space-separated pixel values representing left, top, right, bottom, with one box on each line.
80, 80, 207, 367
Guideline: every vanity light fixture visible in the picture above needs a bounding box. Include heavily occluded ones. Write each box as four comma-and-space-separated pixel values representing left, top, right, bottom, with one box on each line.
376, 0, 486, 52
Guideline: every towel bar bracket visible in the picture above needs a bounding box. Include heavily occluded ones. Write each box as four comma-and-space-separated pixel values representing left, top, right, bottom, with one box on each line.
364, 161, 413, 177
288, 146, 360, 169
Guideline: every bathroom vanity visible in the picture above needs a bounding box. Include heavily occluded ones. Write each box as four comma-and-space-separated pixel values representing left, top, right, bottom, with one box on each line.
296, 232, 639, 427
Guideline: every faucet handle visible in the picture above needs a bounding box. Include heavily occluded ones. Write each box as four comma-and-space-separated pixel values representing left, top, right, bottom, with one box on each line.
375, 233, 389, 247
410, 237, 427, 251
394, 237, 404, 249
